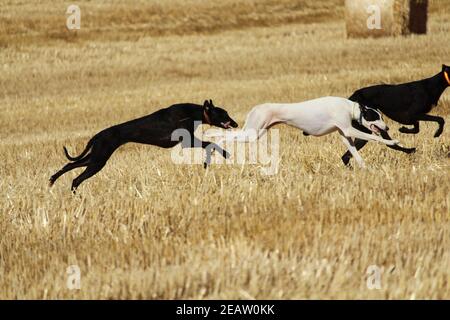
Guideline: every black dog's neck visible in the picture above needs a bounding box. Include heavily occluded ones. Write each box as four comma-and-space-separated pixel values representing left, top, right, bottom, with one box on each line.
181, 107, 210, 125
425, 72, 449, 106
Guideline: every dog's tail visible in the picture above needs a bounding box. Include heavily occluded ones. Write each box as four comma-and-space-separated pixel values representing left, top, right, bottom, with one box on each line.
63, 137, 95, 161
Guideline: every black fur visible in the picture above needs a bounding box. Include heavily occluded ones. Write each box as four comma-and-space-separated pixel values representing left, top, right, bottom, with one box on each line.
49, 100, 238, 192
342, 65, 449, 166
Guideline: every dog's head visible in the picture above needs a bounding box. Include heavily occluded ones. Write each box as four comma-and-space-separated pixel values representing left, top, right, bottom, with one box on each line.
359, 105, 388, 135
442, 64, 450, 85
203, 99, 238, 129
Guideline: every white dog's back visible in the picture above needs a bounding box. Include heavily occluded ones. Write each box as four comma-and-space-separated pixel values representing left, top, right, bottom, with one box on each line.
243, 97, 356, 136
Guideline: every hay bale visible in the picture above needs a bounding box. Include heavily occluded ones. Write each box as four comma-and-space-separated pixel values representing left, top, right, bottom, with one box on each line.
345, 0, 428, 38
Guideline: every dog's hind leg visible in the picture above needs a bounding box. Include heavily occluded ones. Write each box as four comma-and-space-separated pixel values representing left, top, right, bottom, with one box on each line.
70, 141, 118, 192
339, 135, 366, 168
210, 129, 264, 159
414, 114, 444, 138
49, 156, 90, 187
71, 161, 107, 192
399, 122, 420, 135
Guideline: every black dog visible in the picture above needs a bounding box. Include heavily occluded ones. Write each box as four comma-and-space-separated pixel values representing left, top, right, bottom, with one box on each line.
342, 64, 450, 165
49, 100, 238, 191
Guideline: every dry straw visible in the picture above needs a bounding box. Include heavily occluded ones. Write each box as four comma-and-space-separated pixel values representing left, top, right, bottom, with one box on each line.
345, 0, 428, 38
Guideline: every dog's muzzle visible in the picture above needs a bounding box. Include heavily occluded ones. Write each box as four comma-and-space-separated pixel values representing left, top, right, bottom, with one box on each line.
221, 121, 232, 129
221, 121, 238, 129
370, 124, 383, 135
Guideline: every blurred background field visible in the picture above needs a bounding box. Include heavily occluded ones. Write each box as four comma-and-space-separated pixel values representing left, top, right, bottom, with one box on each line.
0, 0, 449, 299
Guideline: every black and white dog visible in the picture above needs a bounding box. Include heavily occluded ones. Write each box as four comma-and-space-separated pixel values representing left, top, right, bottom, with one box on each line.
342, 65, 450, 165
49, 100, 238, 191
207, 97, 399, 168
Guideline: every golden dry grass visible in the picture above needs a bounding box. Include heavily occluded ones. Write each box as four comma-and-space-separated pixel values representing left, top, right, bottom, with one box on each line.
0, 0, 449, 299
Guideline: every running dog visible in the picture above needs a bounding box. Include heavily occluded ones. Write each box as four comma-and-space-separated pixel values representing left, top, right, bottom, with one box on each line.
49, 100, 238, 192
341, 64, 450, 165
207, 96, 400, 168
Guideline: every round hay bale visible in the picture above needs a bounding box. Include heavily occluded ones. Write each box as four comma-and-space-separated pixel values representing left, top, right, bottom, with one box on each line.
345, 0, 428, 38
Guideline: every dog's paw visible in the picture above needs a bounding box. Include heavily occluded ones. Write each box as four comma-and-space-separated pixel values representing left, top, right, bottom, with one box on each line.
434, 130, 443, 138
404, 147, 416, 154
49, 177, 55, 187
399, 126, 418, 134
223, 150, 231, 159
343, 162, 353, 170
341, 155, 351, 167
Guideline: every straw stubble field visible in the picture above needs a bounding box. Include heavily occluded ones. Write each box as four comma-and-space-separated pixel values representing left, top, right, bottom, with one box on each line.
0, 0, 449, 299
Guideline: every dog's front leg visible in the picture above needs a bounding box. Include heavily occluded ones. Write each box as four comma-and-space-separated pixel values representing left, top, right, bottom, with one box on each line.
380, 130, 416, 154
399, 122, 420, 135
202, 141, 231, 168
344, 128, 399, 146
339, 135, 366, 168
189, 137, 230, 168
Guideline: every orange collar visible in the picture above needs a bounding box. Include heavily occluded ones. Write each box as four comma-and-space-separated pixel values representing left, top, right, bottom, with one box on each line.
203, 110, 211, 125
444, 71, 450, 86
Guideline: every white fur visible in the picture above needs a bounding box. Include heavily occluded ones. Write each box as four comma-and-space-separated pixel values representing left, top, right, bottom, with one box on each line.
207, 96, 399, 168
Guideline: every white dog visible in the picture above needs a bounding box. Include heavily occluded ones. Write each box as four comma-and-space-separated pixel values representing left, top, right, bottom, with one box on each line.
207, 96, 400, 167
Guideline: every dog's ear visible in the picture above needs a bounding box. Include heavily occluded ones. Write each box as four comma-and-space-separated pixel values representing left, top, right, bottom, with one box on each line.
203, 100, 210, 111
209, 99, 214, 107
